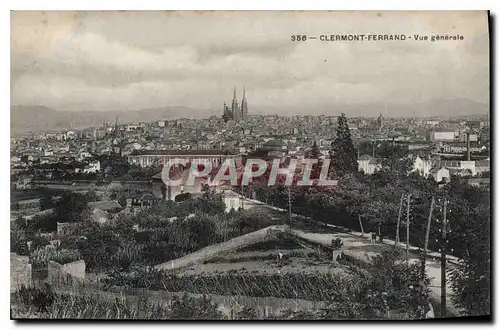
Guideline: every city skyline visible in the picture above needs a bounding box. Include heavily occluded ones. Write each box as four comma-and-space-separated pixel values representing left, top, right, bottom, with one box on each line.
11, 11, 489, 117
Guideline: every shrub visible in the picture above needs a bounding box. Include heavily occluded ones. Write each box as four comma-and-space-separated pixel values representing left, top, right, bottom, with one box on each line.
14, 284, 55, 313
30, 246, 81, 268
331, 238, 344, 250
236, 307, 257, 320
170, 294, 226, 320
11, 228, 29, 255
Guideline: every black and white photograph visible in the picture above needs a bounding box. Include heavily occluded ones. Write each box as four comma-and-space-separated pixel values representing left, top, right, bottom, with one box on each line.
9, 10, 491, 320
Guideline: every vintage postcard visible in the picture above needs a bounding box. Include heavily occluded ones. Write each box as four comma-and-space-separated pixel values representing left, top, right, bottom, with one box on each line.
10, 11, 490, 320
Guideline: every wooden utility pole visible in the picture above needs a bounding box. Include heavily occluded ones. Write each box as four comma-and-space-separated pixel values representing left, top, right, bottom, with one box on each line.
405, 194, 411, 319
358, 215, 365, 237
240, 185, 244, 209
406, 194, 411, 263
421, 196, 436, 318
395, 193, 404, 246
420, 196, 435, 280
441, 199, 448, 317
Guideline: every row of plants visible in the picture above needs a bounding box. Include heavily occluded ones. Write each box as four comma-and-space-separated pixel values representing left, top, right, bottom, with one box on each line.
13, 282, 393, 320
11, 284, 225, 320
103, 248, 430, 318
30, 246, 81, 269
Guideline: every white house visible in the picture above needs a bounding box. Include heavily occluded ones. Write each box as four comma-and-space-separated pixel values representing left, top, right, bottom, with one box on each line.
475, 159, 490, 175
90, 208, 110, 224
83, 160, 101, 174
78, 151, 91, 161
412, 156, 433, 177
358, 154, 381, 175
430, 167, 450, 183
430, 130, 456, 141
413, 156, 479, 179
222, 190, 243, 212
426, 120, 440, 127
66, 130, 76, 140
460, 160, 476, 176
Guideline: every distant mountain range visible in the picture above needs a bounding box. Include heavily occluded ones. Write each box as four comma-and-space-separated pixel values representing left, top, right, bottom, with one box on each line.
10, 105, 214, 135
11, 98, 489, 135
320, 98, 489, 119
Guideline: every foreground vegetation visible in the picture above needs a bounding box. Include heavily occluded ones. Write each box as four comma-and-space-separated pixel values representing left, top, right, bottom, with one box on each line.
102, 248, 430, 319
10, 114, 490, 318
11, 191, 280, 273
241, 115, 491, 317
12, 284, 225, 320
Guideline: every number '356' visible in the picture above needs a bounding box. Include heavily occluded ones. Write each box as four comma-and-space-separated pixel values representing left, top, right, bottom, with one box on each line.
291, 35, 307, 41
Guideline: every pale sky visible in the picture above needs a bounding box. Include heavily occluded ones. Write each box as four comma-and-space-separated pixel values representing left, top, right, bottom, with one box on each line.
11, 11, 489, 116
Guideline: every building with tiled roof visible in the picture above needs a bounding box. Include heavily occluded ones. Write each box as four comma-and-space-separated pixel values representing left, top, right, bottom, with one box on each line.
128, 149, 237, 168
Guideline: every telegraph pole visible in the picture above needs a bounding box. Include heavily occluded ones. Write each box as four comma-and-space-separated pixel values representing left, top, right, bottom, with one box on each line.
420, 196, 435, 317
395, 193, 404, 246
288, 186, 292, 228
358, 215, 365, 237
441, 199, 448, 317
406, 194, 411, 263
405, 193, 411, 319
421, 196, 435, 280
240, 185, 244, 210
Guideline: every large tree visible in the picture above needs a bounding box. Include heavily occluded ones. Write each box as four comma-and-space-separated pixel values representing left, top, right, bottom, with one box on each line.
377, 143, 413, 175
309, 140, 321, 159
449, 202, 490, 316
331, 113, 358, 176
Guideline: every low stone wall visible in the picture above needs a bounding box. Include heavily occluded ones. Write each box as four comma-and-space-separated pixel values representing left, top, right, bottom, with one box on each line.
47, 260, 86, 285
10, 253, 31, 292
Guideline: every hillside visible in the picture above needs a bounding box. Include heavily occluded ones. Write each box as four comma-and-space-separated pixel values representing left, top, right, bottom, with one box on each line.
10, 105, 212, 135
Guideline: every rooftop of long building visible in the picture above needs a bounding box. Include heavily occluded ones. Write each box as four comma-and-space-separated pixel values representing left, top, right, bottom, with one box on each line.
129, 149, 235, 156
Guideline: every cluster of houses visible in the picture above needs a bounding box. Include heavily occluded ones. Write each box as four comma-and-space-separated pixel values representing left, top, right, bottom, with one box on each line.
357, 154, 490, 183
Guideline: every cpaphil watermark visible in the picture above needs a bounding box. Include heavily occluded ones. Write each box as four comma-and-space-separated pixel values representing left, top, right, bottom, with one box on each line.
161, 158, 337, 187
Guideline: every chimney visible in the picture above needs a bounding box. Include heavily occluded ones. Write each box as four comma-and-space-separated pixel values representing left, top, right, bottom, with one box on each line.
466, 132, 471, 161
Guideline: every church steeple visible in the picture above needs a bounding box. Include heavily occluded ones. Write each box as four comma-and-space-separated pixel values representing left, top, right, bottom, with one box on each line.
114, 116, 119, 137
113, 116, 123, 157
241, 87, 248, 120
222, 87, 248, 121
222, 101, 230, 122
377, 112, 384, 131
231, 86, 240, 120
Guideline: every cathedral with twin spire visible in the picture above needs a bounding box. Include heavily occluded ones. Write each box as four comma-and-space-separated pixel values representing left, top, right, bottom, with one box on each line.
222, 87, 248, 122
